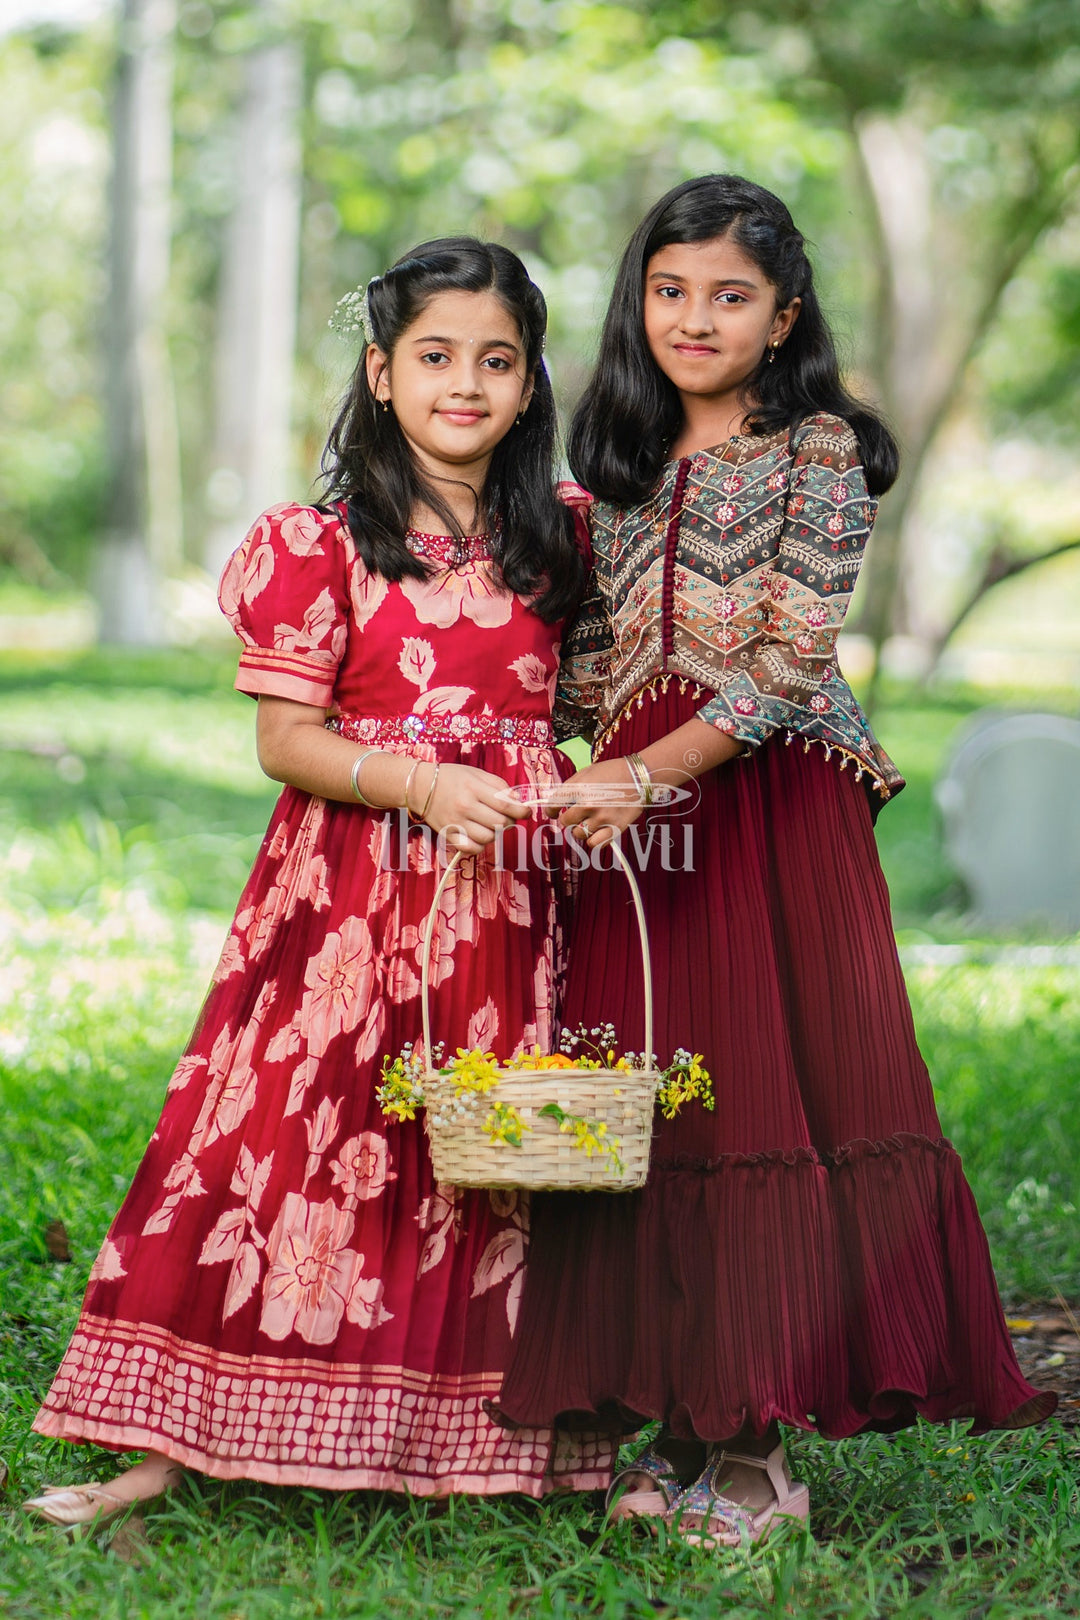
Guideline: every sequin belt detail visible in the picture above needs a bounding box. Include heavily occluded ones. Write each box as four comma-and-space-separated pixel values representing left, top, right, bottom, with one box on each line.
329, 710, 555, 748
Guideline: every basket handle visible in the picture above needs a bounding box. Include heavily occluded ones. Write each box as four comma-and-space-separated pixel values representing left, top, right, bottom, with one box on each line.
419, 840, 654, 1075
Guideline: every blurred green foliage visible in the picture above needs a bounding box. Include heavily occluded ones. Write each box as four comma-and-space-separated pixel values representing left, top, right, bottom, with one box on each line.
1, 0, 1078, 592
0, 30, 109, 582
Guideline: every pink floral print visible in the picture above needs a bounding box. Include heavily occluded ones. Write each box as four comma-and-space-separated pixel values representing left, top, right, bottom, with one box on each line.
401, 562, 514, 629
259, 1193, 366, 1345
330, 1133, 397, 1203
297, 916, 379, 1058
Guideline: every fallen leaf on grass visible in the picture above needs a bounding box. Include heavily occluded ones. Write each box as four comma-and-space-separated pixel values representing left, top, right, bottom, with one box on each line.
44, 1220, 71, 1262
1005, 1318, 1034, 1332
108, 1515, 150, 1566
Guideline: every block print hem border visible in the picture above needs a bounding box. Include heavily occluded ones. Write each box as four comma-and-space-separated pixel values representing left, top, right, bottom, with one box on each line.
32, 1316, 614, 1497
31, 1412, 610, 1496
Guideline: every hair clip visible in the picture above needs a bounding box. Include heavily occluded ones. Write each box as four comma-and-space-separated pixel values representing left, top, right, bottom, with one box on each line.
328, 277, 379, 344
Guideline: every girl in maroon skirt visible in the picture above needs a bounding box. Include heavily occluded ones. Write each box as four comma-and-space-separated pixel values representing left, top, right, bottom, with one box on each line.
497, 175, 1054, 1545
25, 239, 618, 1525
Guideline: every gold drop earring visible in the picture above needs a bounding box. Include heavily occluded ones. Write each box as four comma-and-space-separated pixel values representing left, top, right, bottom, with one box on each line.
768, 343, 780, 364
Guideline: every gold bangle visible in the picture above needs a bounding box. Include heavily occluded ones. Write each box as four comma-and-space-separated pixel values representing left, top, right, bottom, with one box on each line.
350, 749, 380, 806
625, 751, 654, 806
402, 759, 421, 812
416, 762, 441, 823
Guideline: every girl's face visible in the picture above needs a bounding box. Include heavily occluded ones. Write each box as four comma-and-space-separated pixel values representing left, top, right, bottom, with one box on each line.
643, 235, 799, 405
366, 289, 533, 488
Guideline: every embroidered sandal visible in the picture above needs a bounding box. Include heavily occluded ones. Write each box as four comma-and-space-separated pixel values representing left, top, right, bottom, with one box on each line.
605, 1441, 690, 1520
669, 1442, 810, 1548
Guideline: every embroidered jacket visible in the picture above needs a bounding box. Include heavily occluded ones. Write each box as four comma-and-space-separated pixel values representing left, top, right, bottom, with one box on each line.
555, 412, 904, 800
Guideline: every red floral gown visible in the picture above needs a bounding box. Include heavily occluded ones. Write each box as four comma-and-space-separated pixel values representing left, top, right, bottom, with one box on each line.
33, 502, 617, 1495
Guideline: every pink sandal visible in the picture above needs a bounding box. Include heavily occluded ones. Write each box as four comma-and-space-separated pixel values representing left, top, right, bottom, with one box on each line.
605, 1441, 689, 1520
670, 1443, 810, 1548
22, 1482, 133, 1528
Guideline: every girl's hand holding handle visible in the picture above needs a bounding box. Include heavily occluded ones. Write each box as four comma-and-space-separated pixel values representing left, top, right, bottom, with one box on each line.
552, 720, 745, 849
255, 699, 527, 854
415, 762, 531, 855
552, 757, 648, 849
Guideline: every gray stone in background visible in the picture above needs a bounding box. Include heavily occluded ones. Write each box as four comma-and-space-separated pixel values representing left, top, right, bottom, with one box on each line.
935, 711, 1080, 933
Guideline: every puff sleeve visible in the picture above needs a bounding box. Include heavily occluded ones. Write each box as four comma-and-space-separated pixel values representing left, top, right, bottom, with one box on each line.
218, 503, 351, 707
694, 416, 876, 747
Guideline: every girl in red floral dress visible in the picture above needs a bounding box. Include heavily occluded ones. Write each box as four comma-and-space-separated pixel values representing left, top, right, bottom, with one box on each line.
498, 176, 1054, 1544
26, 238, 617, 1524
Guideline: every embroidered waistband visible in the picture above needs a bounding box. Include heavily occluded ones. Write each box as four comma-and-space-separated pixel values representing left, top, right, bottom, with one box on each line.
330, 711, 555, 748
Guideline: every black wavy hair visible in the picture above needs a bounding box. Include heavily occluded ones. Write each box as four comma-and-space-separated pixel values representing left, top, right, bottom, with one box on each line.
321, 236, 582, 622
569, 174, 899, 500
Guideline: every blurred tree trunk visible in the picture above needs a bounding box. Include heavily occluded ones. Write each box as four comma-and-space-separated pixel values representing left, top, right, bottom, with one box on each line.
850, 116, 952, 703
203, 4, 302, 581
97, 0, 181, 645
850, 113, 1073, 709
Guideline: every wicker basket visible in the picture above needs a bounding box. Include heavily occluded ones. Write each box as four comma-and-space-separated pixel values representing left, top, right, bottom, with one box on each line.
419, 843, 658, 1192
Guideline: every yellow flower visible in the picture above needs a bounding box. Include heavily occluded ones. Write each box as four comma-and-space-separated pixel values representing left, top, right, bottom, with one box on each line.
483, 1101, 530, 1147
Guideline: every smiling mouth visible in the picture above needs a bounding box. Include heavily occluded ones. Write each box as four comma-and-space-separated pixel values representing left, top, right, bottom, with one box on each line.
439, 409, 487, 423
673, 343, 718, 356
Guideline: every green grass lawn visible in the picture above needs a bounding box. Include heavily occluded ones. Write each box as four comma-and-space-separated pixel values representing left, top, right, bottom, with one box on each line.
1, 650, 1078, 1618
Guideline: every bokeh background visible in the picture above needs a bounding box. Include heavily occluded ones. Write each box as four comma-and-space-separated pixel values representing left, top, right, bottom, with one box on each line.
2, 0, 1080, 694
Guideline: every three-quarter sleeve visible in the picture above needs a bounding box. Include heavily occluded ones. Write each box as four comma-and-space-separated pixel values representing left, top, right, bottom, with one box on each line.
553, 572, 614, 743
218, 503, 350, 707
552, 489, 614, 744
695, 417, 876, 747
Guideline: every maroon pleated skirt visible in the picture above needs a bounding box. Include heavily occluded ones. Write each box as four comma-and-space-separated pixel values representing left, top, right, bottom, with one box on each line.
498, 689, 1054, 1441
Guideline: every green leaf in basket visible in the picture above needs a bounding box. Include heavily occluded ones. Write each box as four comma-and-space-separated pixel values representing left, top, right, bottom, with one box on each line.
537, 1102, 624, 1175
483, 1100, 530, 1147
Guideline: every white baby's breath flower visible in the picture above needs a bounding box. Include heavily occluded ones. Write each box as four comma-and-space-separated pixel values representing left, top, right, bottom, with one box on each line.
328, 280, 377, 343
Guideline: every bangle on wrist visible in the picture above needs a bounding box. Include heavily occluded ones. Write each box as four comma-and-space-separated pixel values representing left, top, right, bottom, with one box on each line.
415, 762, 441, 824
625, 751, 654, 805
350, 749, 381, 806
402, 759, 421, 812
623, 754, 644, 803
634, 752, 655, 804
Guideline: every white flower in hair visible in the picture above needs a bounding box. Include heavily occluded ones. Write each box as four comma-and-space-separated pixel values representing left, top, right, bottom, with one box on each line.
328, 278, 379, 344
